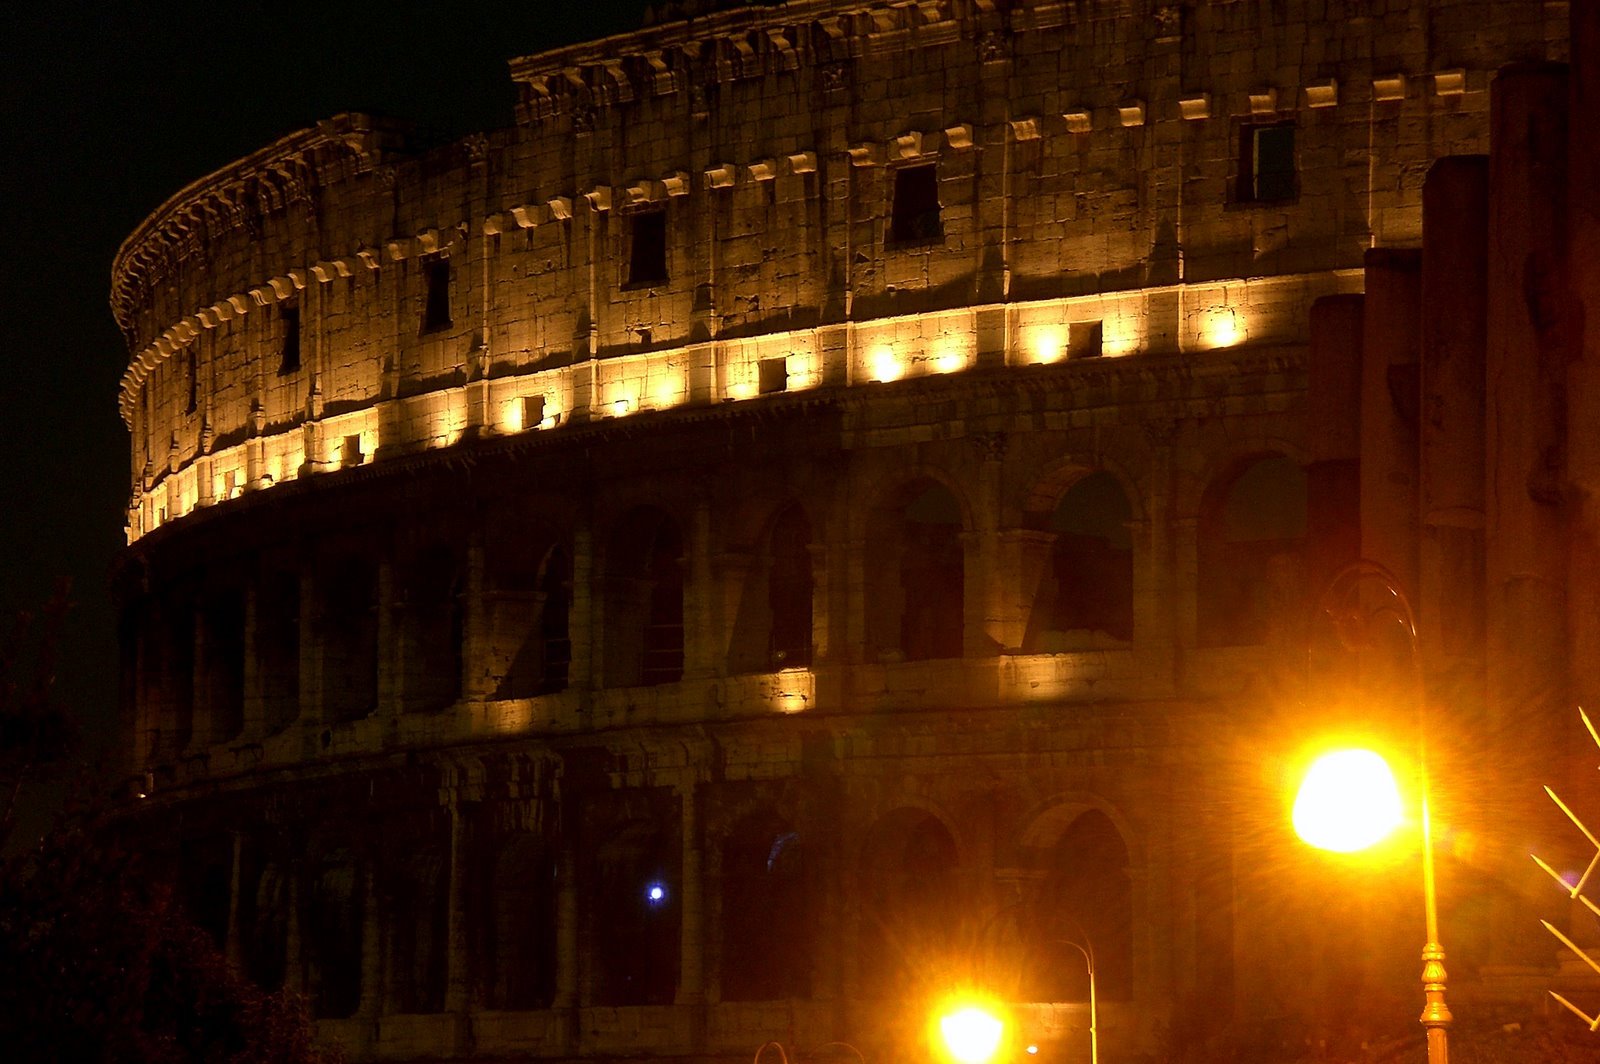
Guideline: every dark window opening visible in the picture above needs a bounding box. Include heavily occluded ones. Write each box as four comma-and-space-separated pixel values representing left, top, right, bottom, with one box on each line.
200, 589, 246, 742
307, 857, 363, 1018
1240, 123, 1296, 203
890, 164, 943, 244
628, 210, 669, 286
1020, 811, 1134, 1003
594, 817, 680, 1006
900, 484, 963, 660
604, 510, 686, 688
487, 835, 558, 1010
1069, 320, 1103, 359
1198, 455, 1307, 646
241, 858, 288, 991
768, 506, 813, 668
386, 843, 448, 1013
321, 561, 379, 723
178, 835, 232, 950
185, 347, 198, 414
720, 814, 810, 1000
861, 809, 960, 997
539, 549, 572, 693
1027, 473, 1134, 651
758, 357, 789, 395
257, 575, 300, 733
401, 546, 463, 714
422, 257, 452, 332
278, 302, 301, 375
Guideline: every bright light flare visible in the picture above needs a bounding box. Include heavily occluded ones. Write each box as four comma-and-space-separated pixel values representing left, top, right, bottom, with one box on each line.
868, 343, 904, 382
939, 1004, 1005, 1064
1026, 325, 1066, 365
1200, 306, 1244, 349
1293, 748, 1404, 853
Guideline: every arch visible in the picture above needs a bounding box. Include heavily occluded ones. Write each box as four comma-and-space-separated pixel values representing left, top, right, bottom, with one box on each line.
399, 539, 464, 714
858, 806, 962, 998
318, 551, 379, 724
593, 816, 680, 1005
728, 500, 817, 674
304, 843, 365, 1018
1024, 471, 1135, 650
492, 537, 573, 699
602, 506, 685, 687
719, 809, 811, 1000
487, 833, 558, 1010
1196, 453, 1308, 647
1019, 455, 1146, 530
864, 478, 966, 662
1017, 809, 1133, 1003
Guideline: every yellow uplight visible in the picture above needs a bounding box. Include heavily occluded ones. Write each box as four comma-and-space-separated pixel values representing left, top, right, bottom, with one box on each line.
1201, 306, 1244, 349
869, 343, 904, 382
938, 1004, 1005, 1064
1293, 748, 1404, 853
1027, 325, 1066, 365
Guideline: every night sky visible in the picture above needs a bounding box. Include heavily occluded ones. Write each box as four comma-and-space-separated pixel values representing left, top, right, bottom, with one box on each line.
1, 2, 657, 763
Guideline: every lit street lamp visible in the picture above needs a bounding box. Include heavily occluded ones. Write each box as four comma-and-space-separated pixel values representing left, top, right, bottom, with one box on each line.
1293, 560, 1451, 1064
1057, 934, 1097, 1064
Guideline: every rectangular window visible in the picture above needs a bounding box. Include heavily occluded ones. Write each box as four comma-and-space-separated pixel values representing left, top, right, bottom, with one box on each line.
628, 210, 669, 286
1068, 321, 1103, 359
422, 257, 452, 333
890, 164, 943, 244
758, 357, 789, 394
1240, 123, 1296, 203
341, 434, 363, 467
522, 394, 546, 429
278, 302, 301, 375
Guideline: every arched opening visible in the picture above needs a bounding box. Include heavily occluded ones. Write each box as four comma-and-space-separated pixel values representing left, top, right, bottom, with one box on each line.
384, 840, 448, 1014
198, 586, 246, 742
593, 816, 681, 1005
255, 567, 300, 733
487, 834, 558, 1010
400, 543, 463, 714
866, 481, 964, 662
1197, 455, 1307, 646
860, 808, 960, 997
1021, 810, 1133, 1003
240, 848, 288, 991
767, 505, 814, 669
719, 811, 810, 1001
305, 850, 364, 1018
603, 508, 684, 687
485, 519, 571, 700
320, 557, 379, 723
1026, 472, 1134, 650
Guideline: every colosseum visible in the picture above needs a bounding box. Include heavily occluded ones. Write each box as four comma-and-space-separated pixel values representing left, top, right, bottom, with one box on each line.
110, 1, 1600, 1060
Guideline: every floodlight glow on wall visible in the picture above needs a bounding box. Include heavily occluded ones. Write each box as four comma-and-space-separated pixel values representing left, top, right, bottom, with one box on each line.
1025, 324, 1067, 365
1200, 305, 1245, 349
868, 343, 904, 382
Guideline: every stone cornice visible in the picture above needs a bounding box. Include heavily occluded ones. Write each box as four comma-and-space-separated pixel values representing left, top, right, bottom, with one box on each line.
109, 112, 409, 340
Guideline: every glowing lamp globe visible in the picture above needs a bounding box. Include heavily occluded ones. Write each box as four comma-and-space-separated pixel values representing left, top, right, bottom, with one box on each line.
939, 1005, 1005, 1064
1293, 749, 1404, 853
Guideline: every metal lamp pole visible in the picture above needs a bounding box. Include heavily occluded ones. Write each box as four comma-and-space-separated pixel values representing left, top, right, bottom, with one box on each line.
1059, 936, 1097, 1064
1322, 561, 1451, 1064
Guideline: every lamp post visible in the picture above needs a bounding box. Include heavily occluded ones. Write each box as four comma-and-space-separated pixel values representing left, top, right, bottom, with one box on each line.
1294, 560, 1450, 1064
1058, 933, 1097, 1064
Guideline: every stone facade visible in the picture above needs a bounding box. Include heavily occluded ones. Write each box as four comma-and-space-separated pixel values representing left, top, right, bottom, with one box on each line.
110, 2, 1594, 1061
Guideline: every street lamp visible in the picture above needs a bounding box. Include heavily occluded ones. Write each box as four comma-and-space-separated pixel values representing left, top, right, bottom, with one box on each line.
1057, 933, 1097, 1064
1293, 560, 1450, 1064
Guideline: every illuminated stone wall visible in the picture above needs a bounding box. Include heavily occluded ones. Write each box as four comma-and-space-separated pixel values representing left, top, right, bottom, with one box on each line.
109, 2, 1578, 1062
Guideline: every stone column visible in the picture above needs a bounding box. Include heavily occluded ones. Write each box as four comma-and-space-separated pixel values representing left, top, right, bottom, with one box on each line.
241, 582, 264, 739
226, 830, 245, 967
358, 862, 382, 1020
806, 542, 831, 664
284, 859, 305, 993
298, 569, 319, 729
993, 529, 1055, 651
444, 796, 472, 1015
676, 782, 706, 1006
376, 559, 398, 717
1359, 248, 1422, 594
968, 433, 1007, 655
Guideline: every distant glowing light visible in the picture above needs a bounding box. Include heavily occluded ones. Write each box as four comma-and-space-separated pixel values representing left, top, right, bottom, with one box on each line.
1293, 748, 1404, 853
1026, 325, 1066, 365
1026, 1046, 1039, 1056
1201, 305, 1244, 349
939, 1005, 1005, 1064
611, 398, 633, 417
868, 343, 904, 382
646, 882, 667, 904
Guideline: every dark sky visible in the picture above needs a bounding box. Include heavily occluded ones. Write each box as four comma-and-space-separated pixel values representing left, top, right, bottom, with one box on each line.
0, 1, 656, 757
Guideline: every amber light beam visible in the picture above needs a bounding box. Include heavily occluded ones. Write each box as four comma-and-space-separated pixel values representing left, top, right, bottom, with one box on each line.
1293, 561, 1451, 1064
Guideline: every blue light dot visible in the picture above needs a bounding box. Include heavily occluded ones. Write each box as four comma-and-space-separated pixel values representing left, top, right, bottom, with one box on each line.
647, 883, 666, 903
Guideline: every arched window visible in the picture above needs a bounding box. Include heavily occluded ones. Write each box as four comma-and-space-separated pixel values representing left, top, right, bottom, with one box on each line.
1197, 455, 1307, 646
241, 851, 288, 991
306, 851, 364, 1018
604, 508, 684, 687
385, 840, 448, 1014
767, 505, 814, 669
487, 834, 558, 1010
320, 557, 379, 723
866, 481, 964, 662
255, 567, 300, 733
484, 520, 571, 700
1023, 810, 1133, 1003
199, 586, 246, 742
594, 817, 680, 1005
401, 543, 463, 713
1027, 473, 1134, 650
860, 809, 960, 997
720, 812, 810, 1000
